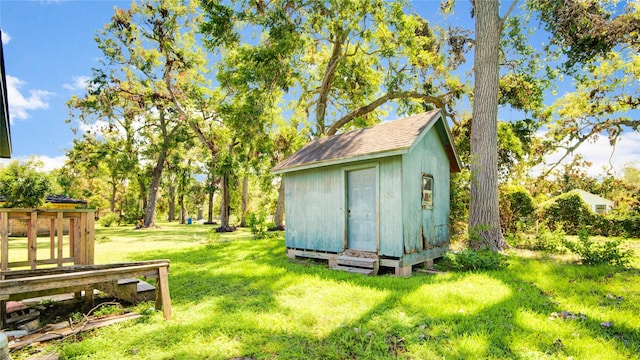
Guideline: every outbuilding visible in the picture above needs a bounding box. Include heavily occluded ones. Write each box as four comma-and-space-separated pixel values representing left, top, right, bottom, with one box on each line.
272, 109, 461, 276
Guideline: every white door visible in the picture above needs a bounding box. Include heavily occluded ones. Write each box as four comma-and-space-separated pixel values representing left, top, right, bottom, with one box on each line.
347, 168, 376, 251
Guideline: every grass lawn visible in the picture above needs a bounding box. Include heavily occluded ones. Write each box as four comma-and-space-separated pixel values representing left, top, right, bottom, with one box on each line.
10, 222, 640, 359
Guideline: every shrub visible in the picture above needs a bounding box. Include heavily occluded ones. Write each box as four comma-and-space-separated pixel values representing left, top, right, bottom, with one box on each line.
0, 160, 52, 208
537, 191, 593, 234
246, 210, 268, 239
500, 185, 535, 235
437, 249, 508, 271
534, 225, 567, 253
589, 215, 640, 238
563, 228, 633, 267
99, 212, 119, 227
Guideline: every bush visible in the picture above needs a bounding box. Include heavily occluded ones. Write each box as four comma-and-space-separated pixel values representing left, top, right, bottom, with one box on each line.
537, 191, 593, 234
500, 185, 535, 235
589, 215, 640, 238
0, 160, 52, 208
246, 210, 268, 239
564, 228, 633, 267
534, 225, 567, 253
437, 249, 508, 271
99, 212, 119, 227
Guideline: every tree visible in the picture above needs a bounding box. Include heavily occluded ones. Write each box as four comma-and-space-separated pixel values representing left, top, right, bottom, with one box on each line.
468, 0, 511, 250
68, 0, 207, 228
201, 0, 465, 228
0, 160, 52, 208
530, 0, 640, 175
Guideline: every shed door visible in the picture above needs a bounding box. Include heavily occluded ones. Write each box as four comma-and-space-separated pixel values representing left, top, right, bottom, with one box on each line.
347, 168, 377, 251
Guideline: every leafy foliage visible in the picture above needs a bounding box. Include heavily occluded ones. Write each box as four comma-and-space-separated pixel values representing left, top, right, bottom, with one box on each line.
499, 184, 535, 235
0, 160, 52, 208
537, 191, 593, 234
534, 225, 567, 253
99, 212, 120, 227
564, 228, 633, 267
245, 210, 269, 239
438, 249, 508, 271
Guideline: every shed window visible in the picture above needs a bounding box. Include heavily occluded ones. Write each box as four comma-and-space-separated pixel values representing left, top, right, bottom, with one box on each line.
595, 204, 607, 214
422, 174, 433, 209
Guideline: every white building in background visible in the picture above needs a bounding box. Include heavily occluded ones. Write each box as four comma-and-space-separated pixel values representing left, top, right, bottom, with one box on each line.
575, 189, 615, 214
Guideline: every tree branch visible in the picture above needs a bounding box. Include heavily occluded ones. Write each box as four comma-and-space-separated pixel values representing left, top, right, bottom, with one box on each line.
325, 91, 450, 136
315, 34, 345, 135
499, 0, 519, 33
541, 132, 593, 177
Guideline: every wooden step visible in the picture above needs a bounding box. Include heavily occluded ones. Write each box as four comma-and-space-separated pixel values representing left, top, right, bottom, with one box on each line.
336, 255, 378, 274
336, 255, 378, 269
95, 278, 155, 304
332, 265, 376, 275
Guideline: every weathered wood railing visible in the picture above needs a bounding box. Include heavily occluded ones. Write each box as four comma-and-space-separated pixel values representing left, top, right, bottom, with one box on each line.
0, 260, 172, 322
0, 209, 172, 329
0, 208, 95, 271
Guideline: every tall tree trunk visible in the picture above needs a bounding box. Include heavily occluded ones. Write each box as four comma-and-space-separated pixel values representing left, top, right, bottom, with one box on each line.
219, 172, 231, 228
207, 184, 215, 223
274, 178, 285, 228
167, 183, 176, 221
240, 172, 249, 227
143, 148, 168, 228
137, 175, 148, 218
469, 0, 506, 251
109, 180, 117, 213
179, 192, 186, 224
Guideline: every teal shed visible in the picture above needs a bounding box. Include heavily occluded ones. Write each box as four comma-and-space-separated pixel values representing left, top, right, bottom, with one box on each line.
272, 110, 461, 276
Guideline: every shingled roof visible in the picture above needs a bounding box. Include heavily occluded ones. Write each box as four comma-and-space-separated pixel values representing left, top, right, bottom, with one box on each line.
272, 109, 461, 174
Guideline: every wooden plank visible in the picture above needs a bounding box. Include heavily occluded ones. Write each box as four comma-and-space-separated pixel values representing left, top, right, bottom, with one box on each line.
73, 217, 81, 265
9, 313, 142, 350
7, 212, 30, 220
8, 258, 75, 268
333, 265, 375, 275
79, 212, 87, 265
28, 212, 38, 270
1, 212, 8, 271
49, 219, 55, 260
0, 264, 168, 296
0, 299, 5, 329
57, 212, 64, 267
86, 214, 94, 265
1, 260, 171, 279
286, 248, 339, 261
156, 266, 172, 320
0, 263, 169, 288
70, 218, 77, 262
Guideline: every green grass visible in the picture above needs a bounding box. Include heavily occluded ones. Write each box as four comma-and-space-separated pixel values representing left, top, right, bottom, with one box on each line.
10, 222, 640, 359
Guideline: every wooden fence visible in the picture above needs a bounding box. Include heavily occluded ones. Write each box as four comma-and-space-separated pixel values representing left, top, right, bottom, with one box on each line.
0, 208, 95, 271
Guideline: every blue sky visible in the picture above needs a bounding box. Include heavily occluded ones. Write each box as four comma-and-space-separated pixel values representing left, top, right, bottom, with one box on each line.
0, 0, 638, 176
0, 0, 131, 169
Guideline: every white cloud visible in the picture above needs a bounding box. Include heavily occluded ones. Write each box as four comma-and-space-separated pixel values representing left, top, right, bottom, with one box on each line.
0, 155, 67, 173
535, 131, 640, 177
63, 75, 90, 91
1, 31, 10, 45
77, 119, 111, 135
6, 75, 54, 121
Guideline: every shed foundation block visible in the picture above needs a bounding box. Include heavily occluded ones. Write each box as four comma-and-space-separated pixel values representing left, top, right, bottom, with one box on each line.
395, 265, 412, 277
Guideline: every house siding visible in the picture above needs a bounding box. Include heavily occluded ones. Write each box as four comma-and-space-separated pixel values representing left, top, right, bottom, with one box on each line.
284, 164, 345, 252
284, 156, 405, 254
401, 125, 451, 256
378, 156, 403, 256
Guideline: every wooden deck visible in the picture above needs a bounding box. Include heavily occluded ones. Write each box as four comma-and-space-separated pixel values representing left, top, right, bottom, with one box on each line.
0, 260, 172, 324
0, 208, 172, 328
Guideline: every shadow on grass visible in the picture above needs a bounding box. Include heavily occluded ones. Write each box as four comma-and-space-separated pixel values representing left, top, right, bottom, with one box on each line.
57, 234, 640, 359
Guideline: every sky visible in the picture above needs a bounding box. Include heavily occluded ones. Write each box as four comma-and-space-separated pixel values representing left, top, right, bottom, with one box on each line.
0, 0, 638, 177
